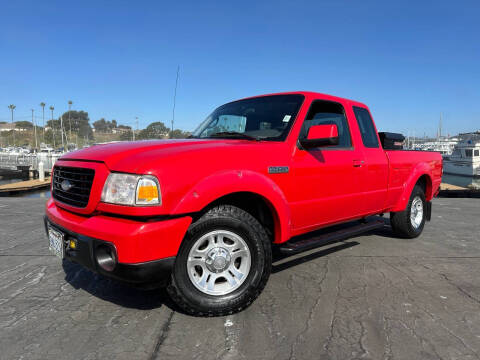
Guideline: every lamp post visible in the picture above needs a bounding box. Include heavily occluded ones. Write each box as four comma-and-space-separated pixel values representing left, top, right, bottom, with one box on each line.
133, 117, 138, 141
40, 102, 46, 144
31, 109, 38, 150
60, 115, 65, 150
49, 106, 55, 148
8, 104, 16, 146
68, 100, 73, 144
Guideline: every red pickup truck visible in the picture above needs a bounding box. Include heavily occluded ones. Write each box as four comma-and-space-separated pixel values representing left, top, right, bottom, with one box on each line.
45, 92, 442, 315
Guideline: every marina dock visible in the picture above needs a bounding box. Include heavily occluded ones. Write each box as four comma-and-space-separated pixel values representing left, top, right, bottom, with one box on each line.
439, 182, 480, 198
0, 177, 51, 194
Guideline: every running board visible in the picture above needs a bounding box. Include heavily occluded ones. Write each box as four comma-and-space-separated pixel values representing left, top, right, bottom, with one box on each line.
279, 219, 385, 254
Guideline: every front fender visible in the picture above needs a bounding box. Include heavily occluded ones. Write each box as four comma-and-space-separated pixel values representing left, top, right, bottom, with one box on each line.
390, 162, 433, 212
172, 170, 291, 243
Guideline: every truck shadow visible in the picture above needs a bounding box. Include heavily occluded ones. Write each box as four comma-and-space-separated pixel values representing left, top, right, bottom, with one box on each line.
61, 260, 173, 311
272, 216, 394, 273
272, 241, 359, 274
61, 217, 393, 311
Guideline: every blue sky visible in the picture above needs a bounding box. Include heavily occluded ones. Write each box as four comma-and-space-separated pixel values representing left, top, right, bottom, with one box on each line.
1, 0, 479, 136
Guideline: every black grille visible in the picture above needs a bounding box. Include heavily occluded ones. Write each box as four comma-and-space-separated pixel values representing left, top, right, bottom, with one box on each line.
52, 166, 95, 208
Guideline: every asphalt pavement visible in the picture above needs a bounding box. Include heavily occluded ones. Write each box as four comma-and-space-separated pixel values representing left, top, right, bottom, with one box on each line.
1, 197, 480, 360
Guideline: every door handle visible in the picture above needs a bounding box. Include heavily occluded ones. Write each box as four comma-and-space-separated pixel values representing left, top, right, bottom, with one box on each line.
353, 160, 364, 167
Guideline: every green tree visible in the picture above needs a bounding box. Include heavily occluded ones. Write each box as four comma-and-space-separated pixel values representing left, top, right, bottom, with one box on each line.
46, 110, 93, 146
120, 130, 133, 141
138, 121, 169, 139
93, 118, 118, 132
170, 129, 190, 139
15, 121, 33, 129
93, 118, 108, 132
59, 111, 91, 134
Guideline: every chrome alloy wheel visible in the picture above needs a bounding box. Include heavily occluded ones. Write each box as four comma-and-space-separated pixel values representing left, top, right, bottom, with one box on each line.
187, 230, 252, 296
410, 196, 424, 229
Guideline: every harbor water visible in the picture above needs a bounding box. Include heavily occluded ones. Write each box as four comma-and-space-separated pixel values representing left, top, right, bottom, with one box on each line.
442, 173, 480, 189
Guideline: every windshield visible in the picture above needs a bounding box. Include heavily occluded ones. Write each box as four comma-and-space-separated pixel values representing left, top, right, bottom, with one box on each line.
192, 94, 304, 141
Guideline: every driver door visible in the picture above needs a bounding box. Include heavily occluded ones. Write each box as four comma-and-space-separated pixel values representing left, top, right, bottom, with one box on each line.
290, 100, 366, 232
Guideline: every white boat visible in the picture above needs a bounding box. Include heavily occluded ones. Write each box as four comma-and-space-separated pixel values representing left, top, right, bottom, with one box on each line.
414, 137, 459, 155
39, 146, 55, 155
443, 136, 480, 177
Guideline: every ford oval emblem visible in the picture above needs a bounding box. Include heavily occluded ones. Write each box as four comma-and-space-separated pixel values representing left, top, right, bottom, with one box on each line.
61, 179, 73, 191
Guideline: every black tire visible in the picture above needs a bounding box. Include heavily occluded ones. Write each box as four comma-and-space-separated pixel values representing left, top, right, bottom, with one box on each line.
167, 205, 272, 316
390, 185, 426, 238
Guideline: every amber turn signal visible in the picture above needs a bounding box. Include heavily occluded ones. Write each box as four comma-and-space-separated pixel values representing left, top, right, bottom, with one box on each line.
137, 185, 159, 202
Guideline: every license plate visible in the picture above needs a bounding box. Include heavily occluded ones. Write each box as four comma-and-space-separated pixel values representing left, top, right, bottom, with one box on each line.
48, 226, 64, 259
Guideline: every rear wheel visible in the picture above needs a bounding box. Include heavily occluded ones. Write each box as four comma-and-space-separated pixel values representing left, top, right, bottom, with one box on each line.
390, 185, 426, 238
168, 205, 271, 316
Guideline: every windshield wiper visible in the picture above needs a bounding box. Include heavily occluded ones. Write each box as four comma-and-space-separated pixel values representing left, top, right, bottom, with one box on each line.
208, 131, 260, 141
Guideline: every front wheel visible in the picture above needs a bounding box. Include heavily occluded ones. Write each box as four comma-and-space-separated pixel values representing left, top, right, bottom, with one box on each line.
390, 184, 426, 238
168, 205, 272, 316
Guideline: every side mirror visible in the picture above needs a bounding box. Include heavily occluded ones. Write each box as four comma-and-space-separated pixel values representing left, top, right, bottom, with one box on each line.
299, 124, 339, 149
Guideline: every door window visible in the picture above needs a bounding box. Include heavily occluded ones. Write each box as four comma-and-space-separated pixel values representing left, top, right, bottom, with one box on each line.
299, 100, 352, 148
353, 106, 379, 148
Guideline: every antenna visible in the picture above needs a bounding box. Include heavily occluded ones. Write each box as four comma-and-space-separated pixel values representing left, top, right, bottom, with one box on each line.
171, 66, 180, 137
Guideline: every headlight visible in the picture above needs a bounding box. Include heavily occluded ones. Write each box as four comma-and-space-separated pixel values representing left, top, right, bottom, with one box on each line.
101, 173, 161, 206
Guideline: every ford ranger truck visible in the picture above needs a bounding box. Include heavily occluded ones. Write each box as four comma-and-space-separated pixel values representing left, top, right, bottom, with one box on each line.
45, 92, 442, 316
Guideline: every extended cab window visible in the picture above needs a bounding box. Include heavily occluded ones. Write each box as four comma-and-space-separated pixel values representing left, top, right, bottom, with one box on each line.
299, 100, 352, 148
353, 106, 379, 148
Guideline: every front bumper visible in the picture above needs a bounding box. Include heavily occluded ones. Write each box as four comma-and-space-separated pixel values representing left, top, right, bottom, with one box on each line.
45, 198, 193, 285
45, 216, 175, 285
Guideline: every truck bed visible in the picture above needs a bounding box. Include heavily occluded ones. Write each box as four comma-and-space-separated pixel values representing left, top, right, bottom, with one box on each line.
385, 150, 443, 210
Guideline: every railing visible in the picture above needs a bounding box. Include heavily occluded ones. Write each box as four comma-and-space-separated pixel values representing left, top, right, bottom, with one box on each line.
0, 153, 62, 172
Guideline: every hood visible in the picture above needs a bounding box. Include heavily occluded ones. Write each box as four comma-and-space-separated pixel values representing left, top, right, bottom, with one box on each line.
60, 139, 251, 171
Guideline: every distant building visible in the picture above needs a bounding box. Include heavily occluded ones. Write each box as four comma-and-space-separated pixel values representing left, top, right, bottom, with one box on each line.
0, 123, 26, 132
92, 127, 130, 134
112, 127, 131, 134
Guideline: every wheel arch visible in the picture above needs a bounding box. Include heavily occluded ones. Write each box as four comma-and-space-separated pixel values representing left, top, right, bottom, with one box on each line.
391, 163, 434, 212
415, 174, 433, 199
172, 170, 291, 243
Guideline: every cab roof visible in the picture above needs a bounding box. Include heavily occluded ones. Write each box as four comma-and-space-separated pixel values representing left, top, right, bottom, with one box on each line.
239, 91, 368, 109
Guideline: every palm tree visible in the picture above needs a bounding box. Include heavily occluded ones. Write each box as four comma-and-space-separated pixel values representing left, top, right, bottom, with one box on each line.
40, 102, 46, 143
49, 106, 55, 148
8, 104, 16, 146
